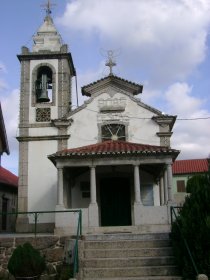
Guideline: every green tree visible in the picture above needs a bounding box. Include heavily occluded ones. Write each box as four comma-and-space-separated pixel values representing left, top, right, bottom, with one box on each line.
171, 168, 210, 279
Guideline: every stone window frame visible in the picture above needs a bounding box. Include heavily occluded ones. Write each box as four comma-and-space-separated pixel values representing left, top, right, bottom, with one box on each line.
31, 63, 56, 107
98, 121, 129, 142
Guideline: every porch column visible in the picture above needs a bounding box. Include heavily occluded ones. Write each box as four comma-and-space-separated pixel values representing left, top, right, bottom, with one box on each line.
57, 167, 64, 207
88, 165, 99, 227
133, 164, 142, 226
164, 168, 168, 204
90, 166, 97, 203
160, 176, 164, 205
167, 163, 173, 202
134, 164, 142, 204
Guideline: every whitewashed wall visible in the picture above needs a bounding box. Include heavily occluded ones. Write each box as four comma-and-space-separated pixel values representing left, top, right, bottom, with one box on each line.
28, 140, 57, 223
68, 91, 160, 149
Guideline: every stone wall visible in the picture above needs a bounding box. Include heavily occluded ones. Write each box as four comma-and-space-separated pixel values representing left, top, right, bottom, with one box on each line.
0, 235, 73, 279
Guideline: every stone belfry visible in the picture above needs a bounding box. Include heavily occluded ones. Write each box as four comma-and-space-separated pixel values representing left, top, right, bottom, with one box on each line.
16, 2, 76, 232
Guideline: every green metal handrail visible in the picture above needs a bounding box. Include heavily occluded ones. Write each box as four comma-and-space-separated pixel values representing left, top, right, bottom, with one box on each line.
73, 209, 82, 277
0, 209, 82, 236
0, 209, 82, 278
170, 206, 199, 276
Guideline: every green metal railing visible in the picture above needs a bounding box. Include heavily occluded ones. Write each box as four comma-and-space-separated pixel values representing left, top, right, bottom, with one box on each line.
0, 209, 82, 278
170, 206, 199, 276
73, 209, 82, 277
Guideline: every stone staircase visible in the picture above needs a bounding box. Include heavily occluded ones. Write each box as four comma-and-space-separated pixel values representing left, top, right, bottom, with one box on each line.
79, 232, 182, 280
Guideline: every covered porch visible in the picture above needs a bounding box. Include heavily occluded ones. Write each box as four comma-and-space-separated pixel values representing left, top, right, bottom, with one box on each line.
48, 140, 179, 234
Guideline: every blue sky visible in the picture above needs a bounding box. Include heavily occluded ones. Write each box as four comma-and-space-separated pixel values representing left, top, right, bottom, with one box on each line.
1, 0, 210, 175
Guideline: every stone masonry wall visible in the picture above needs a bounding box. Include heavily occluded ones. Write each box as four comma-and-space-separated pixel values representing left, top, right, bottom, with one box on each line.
0, 236, 71, 279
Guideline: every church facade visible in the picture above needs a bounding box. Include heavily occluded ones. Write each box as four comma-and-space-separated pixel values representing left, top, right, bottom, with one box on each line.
16, 9, 179, 234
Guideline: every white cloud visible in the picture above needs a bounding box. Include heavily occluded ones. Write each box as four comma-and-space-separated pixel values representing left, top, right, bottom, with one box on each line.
1, 89, 19, 173
164, 82, 204, 116
0, 61, 6, 73
163, 82, 210, 159
0, 62, 7, 91
57, 0, 210, 84
0, 79, 7, 91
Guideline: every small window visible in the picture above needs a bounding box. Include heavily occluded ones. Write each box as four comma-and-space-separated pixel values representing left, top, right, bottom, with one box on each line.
101, 123, 126, 142
80, 182, 90, 198
177, 180, 186, 192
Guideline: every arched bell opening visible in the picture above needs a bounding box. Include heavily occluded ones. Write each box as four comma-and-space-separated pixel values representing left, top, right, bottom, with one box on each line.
35, 66, 53, 103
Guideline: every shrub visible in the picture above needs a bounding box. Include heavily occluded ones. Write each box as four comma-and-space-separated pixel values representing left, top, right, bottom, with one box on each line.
58, 263, 73, 280
8, 242, 46, 278
171, 169, 210, 279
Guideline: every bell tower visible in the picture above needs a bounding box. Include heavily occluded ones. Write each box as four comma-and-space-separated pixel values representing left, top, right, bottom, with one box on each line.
16, 5, 76, 232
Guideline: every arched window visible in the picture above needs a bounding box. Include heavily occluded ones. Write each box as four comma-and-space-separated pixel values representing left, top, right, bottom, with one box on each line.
35, 66, 52, 103
101, 123, 126, 142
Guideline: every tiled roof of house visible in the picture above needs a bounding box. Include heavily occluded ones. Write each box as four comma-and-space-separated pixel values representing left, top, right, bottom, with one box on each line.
0, 166, 18, 187
172, 159, 209, 175
49, 140, 179, 160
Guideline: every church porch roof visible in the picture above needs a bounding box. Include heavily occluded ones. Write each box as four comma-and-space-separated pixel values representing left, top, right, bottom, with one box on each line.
48, 140, 180, 163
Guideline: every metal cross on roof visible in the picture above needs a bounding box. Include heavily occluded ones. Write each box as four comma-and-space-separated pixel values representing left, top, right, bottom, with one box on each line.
105, 50, 116, 75
41, 0, 56, 16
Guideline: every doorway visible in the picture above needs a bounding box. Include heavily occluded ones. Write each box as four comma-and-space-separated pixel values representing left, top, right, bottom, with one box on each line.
100, 177, 131, 226
2, 197, 8, 230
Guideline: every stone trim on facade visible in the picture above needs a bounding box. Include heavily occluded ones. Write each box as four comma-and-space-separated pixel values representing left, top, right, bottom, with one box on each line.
17, 135, 70, 142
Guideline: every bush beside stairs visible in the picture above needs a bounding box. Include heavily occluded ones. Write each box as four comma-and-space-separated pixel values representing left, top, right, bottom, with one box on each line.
78, 232, 182, 280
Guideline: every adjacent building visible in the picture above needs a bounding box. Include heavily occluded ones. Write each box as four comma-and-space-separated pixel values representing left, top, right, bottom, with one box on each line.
0, 103, 18, 232
172, 158, 209, 205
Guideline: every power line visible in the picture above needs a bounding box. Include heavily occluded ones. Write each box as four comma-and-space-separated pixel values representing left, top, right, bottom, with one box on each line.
77, 106, 210, 121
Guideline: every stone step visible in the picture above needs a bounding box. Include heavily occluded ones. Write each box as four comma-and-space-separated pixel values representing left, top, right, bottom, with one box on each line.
84, 232, 170, 241
84, 247, 173, 258
83, 256, 176, 268
83, 266, 180, 278
80, 232, 181, 280
84, 239, 171, 249
84, 277, 182, 280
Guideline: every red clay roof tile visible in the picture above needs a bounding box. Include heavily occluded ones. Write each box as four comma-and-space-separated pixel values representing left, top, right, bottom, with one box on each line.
0, 166, 18, 187
50, 140, 179, 158
172, 159, 209, 175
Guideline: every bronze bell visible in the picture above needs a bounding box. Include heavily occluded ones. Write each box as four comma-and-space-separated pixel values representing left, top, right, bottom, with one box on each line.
36, 74, 50, 102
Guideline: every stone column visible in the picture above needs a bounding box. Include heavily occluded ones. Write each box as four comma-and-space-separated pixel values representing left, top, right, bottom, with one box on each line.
134, 164, 142, 204
90, 166, 97, 203
88, 166, 99, 227
164, 168, 168, 203
160, 176, 164, 205
167, 163, 173, 202
133, 164, 142, 225
57, 167, 64, 207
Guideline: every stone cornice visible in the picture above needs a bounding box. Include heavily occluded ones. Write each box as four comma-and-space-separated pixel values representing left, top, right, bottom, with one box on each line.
156, 132, 173, 137
17, 52, 76, 76
51, 118, 73, 128
152, 115, 177, 130
16, 134, 70, 142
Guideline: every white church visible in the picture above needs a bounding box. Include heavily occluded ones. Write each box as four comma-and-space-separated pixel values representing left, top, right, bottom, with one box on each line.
16, 5, 179, 235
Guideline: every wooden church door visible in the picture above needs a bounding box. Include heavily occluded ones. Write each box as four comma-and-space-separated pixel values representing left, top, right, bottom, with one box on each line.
100, 177, 131, 226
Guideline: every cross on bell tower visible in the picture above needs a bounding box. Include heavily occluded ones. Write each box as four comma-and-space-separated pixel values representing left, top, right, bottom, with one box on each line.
41, 0, 56, 16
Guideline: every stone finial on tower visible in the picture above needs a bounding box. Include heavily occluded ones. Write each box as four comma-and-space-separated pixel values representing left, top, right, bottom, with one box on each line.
33, 0, 62, 52
105, 50, 116, 76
